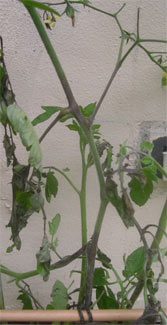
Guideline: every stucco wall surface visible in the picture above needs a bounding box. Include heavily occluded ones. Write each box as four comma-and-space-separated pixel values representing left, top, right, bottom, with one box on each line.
0, 0, 167, 309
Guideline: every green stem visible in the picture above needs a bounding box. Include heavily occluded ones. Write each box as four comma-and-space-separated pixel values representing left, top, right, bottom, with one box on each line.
76, 128, 109, 307
0, 272, 5, 310
84, 128, 106, 197
24, 5, 75, 107
0, 244, 87, 282
78, 142, 88, 304
44, 166, 80, 195
85, 199, 108, 308
128, 198, 167, 307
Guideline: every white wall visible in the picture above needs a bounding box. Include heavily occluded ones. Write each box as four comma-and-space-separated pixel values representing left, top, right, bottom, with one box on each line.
0, 0, 167, 309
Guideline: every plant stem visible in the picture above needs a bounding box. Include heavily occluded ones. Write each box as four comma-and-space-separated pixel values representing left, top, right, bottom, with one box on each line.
78, 142, 88, 304
44, 166, 80, 195
85, 199, 108, 308
0, 272, 5, 309
128, 198, 167, 307
24, 5, 75, 107
0, 244, 88, 282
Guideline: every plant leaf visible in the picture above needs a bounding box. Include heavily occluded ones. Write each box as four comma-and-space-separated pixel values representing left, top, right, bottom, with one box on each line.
162, 71, 167, 86
32, 106, 61, 126
140, 141, 154, 153
17, 290, 33, 310
81, 102, 96, 117
49, 280, 68, 309
93, 268, 110, 287
96, 286, 119, 309
128, 176, 153, 206
123, 246, 146, 279
142, 155, 167, 178
45, 171, 58, 203
49, 214, 61, 237
7, 103, 42, 170
19, 0, 60, 16
36, 235, 51, 281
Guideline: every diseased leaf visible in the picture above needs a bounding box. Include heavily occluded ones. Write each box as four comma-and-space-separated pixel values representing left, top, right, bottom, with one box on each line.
36, 235, 51, 281
6, 163, 35, 250
17, 290, 33, 310
3, 132, 16, 166
122, 190, 135, 227
7, 103, 42, 170
19, 0, 60, 16
45, 171, 58, 203
123, 246, 146, 279
0, 100, 8, 126
49, 214, 61, 237
32, 106, 61, 126
97, 248, 111, 267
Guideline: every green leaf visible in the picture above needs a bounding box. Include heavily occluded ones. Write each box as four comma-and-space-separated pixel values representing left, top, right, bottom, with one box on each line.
96, 286, 119, 309
66, 119, 80, 132
63, 167, 70, 172
19, 0, 60, 16
93, 268, 110, 287
17, 290, 33, 310
6, 245, 15, 253
142, 165, 158, 183
49, 214, 61, 237
162, 72, 167, 86
7, 103, 42, 170
123, 246, 146, 279
45, 171, 58, 203
128, 176, 153, 206
32, 106, 61, 126
140, 141, 154, 153
142, 155, 167, 178
50, 280, 68, 310
81, 102, 96, 117
65, 3, 75, 18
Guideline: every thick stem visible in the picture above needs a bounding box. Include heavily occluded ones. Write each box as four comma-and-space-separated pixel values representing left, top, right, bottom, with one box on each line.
78, 145, 88, 304
77, 128, 108, 307
25, 5, 75, 106
24, 5, 86, 126
0, 273, 5, 310
85, 199, 108, 308
128, 198, 167, 307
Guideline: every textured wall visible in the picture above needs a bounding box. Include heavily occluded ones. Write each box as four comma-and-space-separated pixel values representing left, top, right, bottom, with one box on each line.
0, 0, 167, 309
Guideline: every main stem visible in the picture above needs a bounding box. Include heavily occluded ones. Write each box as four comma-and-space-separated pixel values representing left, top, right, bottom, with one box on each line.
0, 273, 5, 310
78, 142, 88, 304
82, 128, 109, 307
